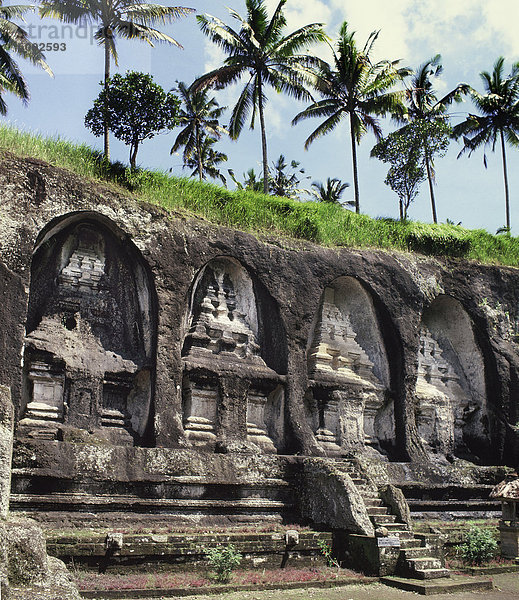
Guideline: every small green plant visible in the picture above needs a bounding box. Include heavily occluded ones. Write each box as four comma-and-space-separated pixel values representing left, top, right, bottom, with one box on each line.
460, 526, 498, 565
205, 544, 242, 583
317, 539, 340, 570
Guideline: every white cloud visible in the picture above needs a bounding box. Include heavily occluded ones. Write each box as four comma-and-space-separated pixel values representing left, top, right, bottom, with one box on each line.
330, 0, 411, 62
265, 0, 332, 30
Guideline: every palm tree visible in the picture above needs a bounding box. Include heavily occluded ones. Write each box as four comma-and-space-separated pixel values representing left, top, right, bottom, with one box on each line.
403, 55, 468, 223
0, 2, 52, 113
310, 177, 350, 204
228, 167, 264, 192
185, 134, 228, 185
40, 0, 194, 159
268, 154, 309, 198
453, 57, 519, 232
292, 22, 409, 214
194, 0, 327, 194
171, 81, 228, 181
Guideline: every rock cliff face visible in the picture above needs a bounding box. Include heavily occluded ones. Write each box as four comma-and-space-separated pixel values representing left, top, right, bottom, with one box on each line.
0, 151, 518, 468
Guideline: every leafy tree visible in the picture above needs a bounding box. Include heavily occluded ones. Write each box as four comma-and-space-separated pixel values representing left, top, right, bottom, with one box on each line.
85, 71, 179, 169
372, 120, 450, 220
185, 134, 228, 185
453, 57, 519, 232
171, 81, 228, 181
40, 0, 193, 159
269, 155, 309, 198
194, 0, 327, 195
403, 55, 468, 223
292, 21, 409, 214
0, 2, 52, 113
310, 177, 350, 205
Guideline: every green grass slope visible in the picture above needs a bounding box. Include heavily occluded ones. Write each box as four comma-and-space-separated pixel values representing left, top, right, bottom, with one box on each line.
1, 124, 518, 266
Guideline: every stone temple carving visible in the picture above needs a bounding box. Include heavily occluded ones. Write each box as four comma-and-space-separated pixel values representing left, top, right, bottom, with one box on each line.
306, 282, 390, 455
415, 325, 477, 456
414, 295, 489, 459
308, 288, 378, 382
19, 222, 155, 445
182, 264, 263, 365
182, 259, 284, 453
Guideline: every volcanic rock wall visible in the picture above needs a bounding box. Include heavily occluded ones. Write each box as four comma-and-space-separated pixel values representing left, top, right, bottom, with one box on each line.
1, 153, 519, 466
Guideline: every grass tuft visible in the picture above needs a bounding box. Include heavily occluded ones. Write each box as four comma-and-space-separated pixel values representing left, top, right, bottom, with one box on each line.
2, 123, 519, 266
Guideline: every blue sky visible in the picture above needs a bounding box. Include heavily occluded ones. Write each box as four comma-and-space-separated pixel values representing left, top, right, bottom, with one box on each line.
4, 1, 519, 233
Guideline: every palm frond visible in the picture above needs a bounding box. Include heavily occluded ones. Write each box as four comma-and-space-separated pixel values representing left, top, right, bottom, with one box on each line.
115, 20, 182, 46
303, 111, 343, 149
123, 4, 194, 25
229, 79, 255, 138
197, 13, 245, 56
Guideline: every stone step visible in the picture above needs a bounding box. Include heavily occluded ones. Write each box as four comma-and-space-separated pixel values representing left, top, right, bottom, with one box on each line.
401, 547, 430, 559
363, 498, 383, 507
383, 515, 414, 538
350, 477, 367, 485
407, 557, 443, 571
399, 538, 423, 549
367, 506, 389, 516
414, 568, 451, 580
381, 574, 492, 594
371, 514, 397, 524
358, 489, 379, 498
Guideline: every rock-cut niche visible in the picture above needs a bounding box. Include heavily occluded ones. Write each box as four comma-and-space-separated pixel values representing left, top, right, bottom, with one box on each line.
306, 277, 393, 456
181, 257, 287, 453
415, 295, 489, 460
19, 217, 157, 446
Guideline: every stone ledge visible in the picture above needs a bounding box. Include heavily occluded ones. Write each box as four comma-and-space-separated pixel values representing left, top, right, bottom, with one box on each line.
380, 574, 493, 595
462, 564, 519, 575
11, 493, 293, 511
79, 576, 378, 598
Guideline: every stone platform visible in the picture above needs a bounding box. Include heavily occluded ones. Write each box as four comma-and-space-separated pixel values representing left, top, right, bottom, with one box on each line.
380, 574, 493, 595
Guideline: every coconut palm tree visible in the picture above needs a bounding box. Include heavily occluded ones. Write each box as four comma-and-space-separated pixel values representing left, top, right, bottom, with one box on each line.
310, 177, 350, 205
453, 57, 519, 232
185, 135, 228, 185
194, 0, 327, 194
403, 55, 469, 223
171, 81, 228, 181
292, 22, 409, 214
40, 0, 194, 159
0, 2, 52, 113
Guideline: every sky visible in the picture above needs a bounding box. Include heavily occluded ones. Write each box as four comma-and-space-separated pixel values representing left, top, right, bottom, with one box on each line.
4, 0, 519, 233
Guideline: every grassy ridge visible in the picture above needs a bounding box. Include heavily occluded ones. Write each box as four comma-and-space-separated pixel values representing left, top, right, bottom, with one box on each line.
1, 123, 519, 266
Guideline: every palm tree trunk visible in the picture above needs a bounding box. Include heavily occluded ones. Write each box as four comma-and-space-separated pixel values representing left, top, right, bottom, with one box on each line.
350, 116, 360, 213
424, 141, 437, 224
500, 129, 511, 231
196, 122, 203, 181
258, 77, 269, 195
104, 40, 110, 161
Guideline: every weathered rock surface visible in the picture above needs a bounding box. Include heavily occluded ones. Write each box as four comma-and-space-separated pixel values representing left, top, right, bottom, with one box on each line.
0, 385, 13, 518
0, 518, 80, 600
299, 458, 374, 535
0, 152, 518, 465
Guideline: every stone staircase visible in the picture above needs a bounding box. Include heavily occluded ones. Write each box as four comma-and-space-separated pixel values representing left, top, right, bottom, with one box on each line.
335, 460, 450, 580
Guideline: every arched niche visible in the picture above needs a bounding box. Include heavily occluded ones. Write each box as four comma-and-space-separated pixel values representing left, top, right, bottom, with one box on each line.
415, 295, 489, 459
19, 213, 157, 446
306, 276, 393, 455
181, 257, 287, 453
